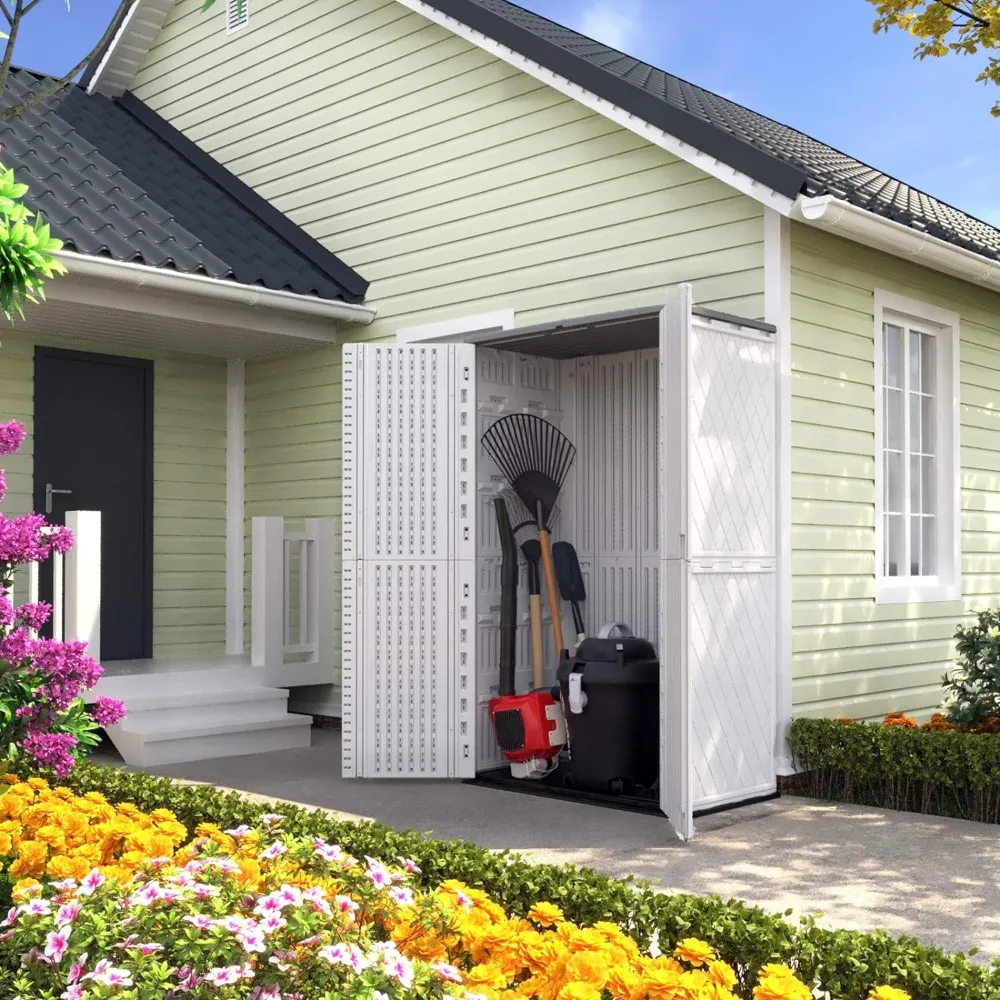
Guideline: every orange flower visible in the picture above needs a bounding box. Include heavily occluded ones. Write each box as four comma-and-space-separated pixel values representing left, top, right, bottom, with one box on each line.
564, 952, 608, 987
674, 937, 715, 967
555, 984, 602, 1000
883, 712, 918, 728
527, 902, 564, 927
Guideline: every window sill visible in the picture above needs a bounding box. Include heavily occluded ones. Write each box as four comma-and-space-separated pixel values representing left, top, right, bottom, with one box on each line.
876, 580, 961, 605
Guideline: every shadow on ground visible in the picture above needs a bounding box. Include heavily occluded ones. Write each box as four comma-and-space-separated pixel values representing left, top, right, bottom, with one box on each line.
95, 726, 1000, 960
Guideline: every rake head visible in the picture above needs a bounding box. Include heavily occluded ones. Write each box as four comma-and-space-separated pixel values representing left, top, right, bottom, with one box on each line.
482, 413, 575, 529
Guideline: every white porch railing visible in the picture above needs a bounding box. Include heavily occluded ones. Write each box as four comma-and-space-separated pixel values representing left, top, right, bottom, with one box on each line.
251, 516, 336, 686
21, 510, 102, 657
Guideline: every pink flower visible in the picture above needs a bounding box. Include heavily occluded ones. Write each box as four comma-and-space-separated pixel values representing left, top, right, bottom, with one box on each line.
135, 943, 163, 956
16, 600, 52, 632
259, 841, 287, 860
225, 825, 252, 838
55, 901, 81, 927
90, 696, 126, 727
18, 731, 78, 778
219, 914, 251, 933
318, 942, 351, 966
260, 813, 284, 827
1, 906, 18, 928
314, 843, 345, 863
60, 987, 84, 1000
0, 420, 25, 456
183, 914, 214, 931
389, 886, 414, 906
365, 858, 392, 889
237, 926, 267, 954
258, 911, 287, 935
254, 893, 284, 916
383, 953, 415, 989
336, 895, 359, 920
434, 962, 464, 983
276, 884, 301, 907
76, 870, 105, 898
204, 965, 244, 986
20, 899, 52, 918
84, 962, 133, 988
398, 856, 422, 874
68, 953, 88, 984
52, 879, 79, 892
302, 885, 331, 916
127, 882, 163, 907
44, 927, 70, 962
251, 987, 282, 1000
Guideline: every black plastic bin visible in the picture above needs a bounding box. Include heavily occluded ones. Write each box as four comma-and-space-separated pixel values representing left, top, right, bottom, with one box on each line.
556, 636, 660, 795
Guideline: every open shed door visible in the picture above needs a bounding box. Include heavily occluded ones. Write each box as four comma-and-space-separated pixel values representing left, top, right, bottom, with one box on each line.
342, 344, 477, 779
659, 285, 777, 840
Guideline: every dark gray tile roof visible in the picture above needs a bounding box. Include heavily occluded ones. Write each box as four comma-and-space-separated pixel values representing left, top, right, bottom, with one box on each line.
0, 68, 368, 302
428, 0, 1000, 263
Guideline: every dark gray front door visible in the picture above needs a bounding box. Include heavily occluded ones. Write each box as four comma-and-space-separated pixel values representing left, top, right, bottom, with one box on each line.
32, 347, 153, 661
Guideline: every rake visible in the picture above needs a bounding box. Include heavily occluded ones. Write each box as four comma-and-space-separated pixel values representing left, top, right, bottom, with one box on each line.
499, 488, 561, 690
483, 413, 576, 663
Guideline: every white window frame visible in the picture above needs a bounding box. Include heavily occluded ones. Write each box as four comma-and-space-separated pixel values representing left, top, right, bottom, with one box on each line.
873, 289, 961, 605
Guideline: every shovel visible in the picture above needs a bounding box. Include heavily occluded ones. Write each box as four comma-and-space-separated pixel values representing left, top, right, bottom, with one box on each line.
552, 541, 586, 648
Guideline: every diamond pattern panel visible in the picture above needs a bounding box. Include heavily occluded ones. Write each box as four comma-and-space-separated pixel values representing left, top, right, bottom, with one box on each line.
689, 571, 775, 805
688, 324, 774, 558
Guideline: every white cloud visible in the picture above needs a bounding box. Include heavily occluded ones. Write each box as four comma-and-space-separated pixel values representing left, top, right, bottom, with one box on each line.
576, 0, 643, 53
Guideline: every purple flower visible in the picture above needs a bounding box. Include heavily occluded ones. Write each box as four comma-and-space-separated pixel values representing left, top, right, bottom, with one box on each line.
18, 731, 78, 778
0, 420, 25, 456
90, 696, 126, 727
15, 601, 51, 632
0, 627, 30, 667
0, 590, 13, 627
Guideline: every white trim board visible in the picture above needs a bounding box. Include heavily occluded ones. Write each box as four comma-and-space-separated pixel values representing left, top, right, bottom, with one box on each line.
226, 359, 246, 655
396, 309, 515, 344
764, 207, 793, 772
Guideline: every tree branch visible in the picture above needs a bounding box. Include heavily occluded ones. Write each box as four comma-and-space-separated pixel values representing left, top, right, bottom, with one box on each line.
0, 0, 133, 121
936, 1, 993, 29
0, 2, 13, 25
0, 0, 24, 111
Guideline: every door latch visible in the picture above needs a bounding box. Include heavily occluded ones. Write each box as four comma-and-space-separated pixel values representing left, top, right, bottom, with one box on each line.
45, 483, 72, 515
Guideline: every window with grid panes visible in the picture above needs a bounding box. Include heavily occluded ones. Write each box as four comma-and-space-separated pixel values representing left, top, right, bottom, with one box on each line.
875, 292, 959, 604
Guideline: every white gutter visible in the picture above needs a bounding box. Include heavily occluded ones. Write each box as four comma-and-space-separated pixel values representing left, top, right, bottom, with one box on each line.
55, 251, 377, 325
793, 194, 1000, 293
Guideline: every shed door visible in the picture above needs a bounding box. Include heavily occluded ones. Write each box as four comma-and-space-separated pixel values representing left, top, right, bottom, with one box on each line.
659, 285, 777, 840
341, 344, 477, 779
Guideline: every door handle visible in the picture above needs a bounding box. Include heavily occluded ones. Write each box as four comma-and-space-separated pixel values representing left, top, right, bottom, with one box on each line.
45, 483, 72, 515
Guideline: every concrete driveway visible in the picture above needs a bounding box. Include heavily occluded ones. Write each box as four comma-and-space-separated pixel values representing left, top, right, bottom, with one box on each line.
102, 726, 1000, 961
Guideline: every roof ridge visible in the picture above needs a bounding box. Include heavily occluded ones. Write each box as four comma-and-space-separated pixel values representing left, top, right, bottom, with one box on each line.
117, 92, 369, 302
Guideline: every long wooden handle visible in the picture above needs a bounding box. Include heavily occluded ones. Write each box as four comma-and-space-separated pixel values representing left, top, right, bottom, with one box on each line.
538, 527, 566, 660
528, 594, 545, 690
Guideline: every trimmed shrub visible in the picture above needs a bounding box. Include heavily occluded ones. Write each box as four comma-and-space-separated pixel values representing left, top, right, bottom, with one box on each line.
12, 760, 996, 1000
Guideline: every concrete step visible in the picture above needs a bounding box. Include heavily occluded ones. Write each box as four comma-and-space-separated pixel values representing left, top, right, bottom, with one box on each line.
118, 686, 292, 726
107, 714, 313, 768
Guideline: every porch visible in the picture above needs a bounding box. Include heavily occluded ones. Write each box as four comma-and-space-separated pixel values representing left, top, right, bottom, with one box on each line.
2, 255, 363, 765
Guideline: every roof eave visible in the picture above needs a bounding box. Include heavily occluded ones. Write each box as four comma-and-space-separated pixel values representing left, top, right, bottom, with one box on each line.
793, 194, 1000, 295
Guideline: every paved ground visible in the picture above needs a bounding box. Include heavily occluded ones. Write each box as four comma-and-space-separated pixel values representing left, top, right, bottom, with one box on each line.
96, 726, 1000, 960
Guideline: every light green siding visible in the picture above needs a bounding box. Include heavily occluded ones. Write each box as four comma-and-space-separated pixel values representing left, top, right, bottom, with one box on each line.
0, 330, 227, 659
133, 0, 767, 700
791, 222, 1000, 721
131, 0, 765, 336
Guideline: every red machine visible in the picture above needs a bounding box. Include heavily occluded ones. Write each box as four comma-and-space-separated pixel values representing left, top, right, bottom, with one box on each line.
489, 690, 567, 780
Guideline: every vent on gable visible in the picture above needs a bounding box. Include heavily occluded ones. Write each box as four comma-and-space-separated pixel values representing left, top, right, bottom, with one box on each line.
226, 0, 249, 34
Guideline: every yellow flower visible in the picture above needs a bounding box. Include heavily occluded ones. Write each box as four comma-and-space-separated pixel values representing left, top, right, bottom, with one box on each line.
709, 960, 738, 989
464, 964, 510, 993
674, 937, 715, 967
868, 989, 911, 1000
564, 952, 608, 987
9, 839, 48, 877
754, 965, 813, 1000
555, 984, 602, 1000
527, 901, 564, 927
0, 831, 13, 855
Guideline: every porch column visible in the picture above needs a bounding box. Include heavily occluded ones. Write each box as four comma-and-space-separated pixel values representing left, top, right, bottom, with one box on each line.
226, 359, 246, 655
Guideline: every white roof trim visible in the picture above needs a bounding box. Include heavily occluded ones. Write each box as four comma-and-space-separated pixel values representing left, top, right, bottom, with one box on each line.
793, 195, 1000, 295
54, 250, 377, 325
88, 0, 175, 98
394, 0, 795, 216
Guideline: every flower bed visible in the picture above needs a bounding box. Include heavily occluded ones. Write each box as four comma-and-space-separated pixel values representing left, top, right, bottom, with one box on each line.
0, 776, 903, 1000
788, 716, 1000, 824
2, 766, 995, 1000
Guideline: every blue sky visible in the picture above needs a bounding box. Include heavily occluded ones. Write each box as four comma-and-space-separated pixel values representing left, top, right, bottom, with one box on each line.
15, 0, 1000, 224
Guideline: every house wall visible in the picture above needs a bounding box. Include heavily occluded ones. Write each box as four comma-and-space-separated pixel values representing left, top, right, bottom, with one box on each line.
133, 0, 767, 703
790, 222, 1000, 720
0, 330, 228, 659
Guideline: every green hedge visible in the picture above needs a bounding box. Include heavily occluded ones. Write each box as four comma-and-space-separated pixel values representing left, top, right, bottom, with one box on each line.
788, 717, 1000, 824
8, 761, 997, 1000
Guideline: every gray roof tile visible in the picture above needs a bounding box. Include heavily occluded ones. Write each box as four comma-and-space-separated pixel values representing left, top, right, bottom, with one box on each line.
0, 68, 368, 302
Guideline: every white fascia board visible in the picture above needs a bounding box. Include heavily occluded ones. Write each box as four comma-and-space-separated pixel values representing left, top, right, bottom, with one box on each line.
85, 0, 142, 96
794, 195, 1000, 295
54, 251, 376, 327
395, 0, 796, 217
